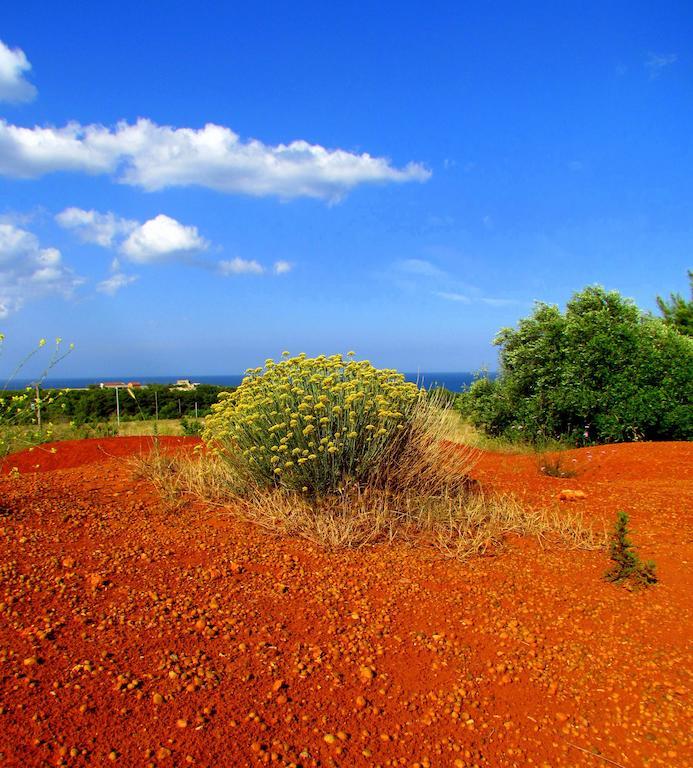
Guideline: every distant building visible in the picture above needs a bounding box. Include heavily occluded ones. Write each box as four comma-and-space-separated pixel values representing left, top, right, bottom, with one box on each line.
100, 381, 143, 389
173, 379, 198, 390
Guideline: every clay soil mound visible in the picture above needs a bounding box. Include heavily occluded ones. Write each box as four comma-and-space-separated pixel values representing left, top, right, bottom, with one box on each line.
0, 437, 690, 767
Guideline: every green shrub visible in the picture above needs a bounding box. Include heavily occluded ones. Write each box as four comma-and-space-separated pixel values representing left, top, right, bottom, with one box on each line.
203, 352, 427, 493
605, 511, 657, 587
68, 419, 118, 440
180, 416, 203, 436
459, 286, 693, 444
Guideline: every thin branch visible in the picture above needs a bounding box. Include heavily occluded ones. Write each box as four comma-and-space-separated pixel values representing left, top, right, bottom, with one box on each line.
563, 740, 627, 768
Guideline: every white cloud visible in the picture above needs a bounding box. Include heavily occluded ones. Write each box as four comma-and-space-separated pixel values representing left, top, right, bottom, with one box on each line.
120, 214, 208, 263
0, 223, 81, 315
273, 260, 292, 275
56, 207, 137, 247
645, 52, 678, 79
480, 297, 524, 307
438, 291, 471, 303
219, 257, 264, 275
58, 208, 289, 279
0, 118, 431, 200
0, 40, 36, 103
57, 207, 208, 266
397, 258, 446, 278
437, 291, 524, 308
97, 271, 138, 295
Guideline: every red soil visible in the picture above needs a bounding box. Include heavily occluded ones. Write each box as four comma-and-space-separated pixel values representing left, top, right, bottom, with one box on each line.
1, 436, 198, 475
0, 438, 690, 768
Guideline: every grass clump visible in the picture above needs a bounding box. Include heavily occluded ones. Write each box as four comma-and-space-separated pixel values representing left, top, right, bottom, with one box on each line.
605, 511, 657, 588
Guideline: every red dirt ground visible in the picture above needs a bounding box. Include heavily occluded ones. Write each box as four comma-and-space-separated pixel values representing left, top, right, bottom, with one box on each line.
0, 438, 690, 768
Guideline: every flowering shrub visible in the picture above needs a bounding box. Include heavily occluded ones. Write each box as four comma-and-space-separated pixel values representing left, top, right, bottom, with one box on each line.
203, 352, 423, 493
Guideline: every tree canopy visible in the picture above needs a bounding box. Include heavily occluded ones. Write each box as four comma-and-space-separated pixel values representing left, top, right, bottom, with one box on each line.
458, 285, 693, 444
656, 270, 693, 337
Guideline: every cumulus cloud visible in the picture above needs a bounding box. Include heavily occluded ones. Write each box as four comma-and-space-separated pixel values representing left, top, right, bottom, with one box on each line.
120, 214, 208, 263
219, 257, 264, 275
645, 52, 678, 79
58, 207, 287, 281
0, 40, 36, 103
0, 118, 431, 200
273, 260, 292, 275
57, 207, 209, 266
56, 207, 137, 247
0, 223, 81, 316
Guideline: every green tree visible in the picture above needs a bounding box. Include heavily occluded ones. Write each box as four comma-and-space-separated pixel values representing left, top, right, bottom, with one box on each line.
459, 285, 693, 443
656, 270, 693, 337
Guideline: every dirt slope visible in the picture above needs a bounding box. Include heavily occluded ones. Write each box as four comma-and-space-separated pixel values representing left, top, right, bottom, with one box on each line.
0, 438, 690, 768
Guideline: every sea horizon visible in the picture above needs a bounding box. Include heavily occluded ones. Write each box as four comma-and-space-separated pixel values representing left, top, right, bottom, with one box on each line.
7, 371, 496, 393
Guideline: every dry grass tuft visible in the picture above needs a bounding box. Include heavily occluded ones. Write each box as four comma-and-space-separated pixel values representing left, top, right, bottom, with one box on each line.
365, 397, 481, 496
132, 442, 604, 560
429, 496, 604, 560
130, 446, 235, 510
228, 485, 604, 555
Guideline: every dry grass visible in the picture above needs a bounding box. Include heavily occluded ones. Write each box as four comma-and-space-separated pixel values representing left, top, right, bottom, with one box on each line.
114, 419, 183, 437
537, 452, 579, 478
11, 419, 186, 448
131, 444, 604, 559
224, 484, 604, 556
429, 497, 604, 559
130, 446, 231, 509
364, 398, 481, 495
445, 412, 573, 456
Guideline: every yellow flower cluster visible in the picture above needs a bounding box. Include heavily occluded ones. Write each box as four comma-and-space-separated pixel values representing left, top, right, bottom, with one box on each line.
203, 353, 422, 492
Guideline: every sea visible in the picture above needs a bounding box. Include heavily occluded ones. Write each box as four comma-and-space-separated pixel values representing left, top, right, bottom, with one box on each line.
8, 372, 492, 393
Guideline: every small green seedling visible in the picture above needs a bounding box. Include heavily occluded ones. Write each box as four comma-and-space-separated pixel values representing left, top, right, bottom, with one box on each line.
605, 511, 657, 588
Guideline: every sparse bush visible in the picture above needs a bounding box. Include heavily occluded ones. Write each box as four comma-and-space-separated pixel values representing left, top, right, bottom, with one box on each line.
68, 419, 118, 440
0, 335, 72, 463
605, 511, 657, 587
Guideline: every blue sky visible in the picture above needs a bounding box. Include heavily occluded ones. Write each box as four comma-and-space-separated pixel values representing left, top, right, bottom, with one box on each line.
0, 1, 690, 377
